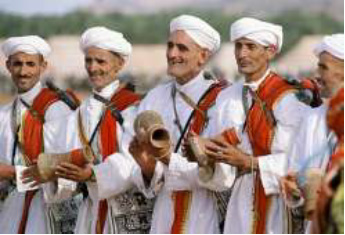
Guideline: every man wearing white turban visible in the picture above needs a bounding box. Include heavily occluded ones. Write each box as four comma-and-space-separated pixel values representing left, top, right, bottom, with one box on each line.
0, 35, 78, 233
128, 14, 233, 233
193, 17, 310, 233
41, 26, 155, 234
282, 33, 344, 233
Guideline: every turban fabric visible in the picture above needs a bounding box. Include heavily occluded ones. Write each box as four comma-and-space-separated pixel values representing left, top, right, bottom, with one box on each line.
2, 35, 51, 59
314, 34, 344, 60
170, 15, 221, 54
230, 17, 283, 52
80, 26, 132, 59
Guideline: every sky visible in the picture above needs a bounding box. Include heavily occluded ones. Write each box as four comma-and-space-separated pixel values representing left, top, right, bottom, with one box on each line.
0, 0, 92, 16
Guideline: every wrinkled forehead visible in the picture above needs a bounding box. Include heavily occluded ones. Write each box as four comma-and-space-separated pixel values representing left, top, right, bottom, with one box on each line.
168, 30, 200, 48
85, 46, 122, 60
8, 52, 44, 62
319, 51, 344, 65
234, 37, 262, 46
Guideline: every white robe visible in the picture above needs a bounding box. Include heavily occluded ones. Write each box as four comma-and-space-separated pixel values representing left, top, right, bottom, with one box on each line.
44, 80, 153, 234
287, 104, 336, 233
288, 104, 334, 174
211, 71, 310, 234
0, 81, 74, 234
132, 72, 234, 234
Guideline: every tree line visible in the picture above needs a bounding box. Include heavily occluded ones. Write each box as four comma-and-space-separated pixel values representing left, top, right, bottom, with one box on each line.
0, 9, 343, 54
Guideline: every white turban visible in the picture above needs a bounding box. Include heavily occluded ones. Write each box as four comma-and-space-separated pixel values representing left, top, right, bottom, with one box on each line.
2, 35, 51, 59
170, 15, 221, 54
80, 26, 132, 58
230, 17, 283, 52
314, 34, 344, 60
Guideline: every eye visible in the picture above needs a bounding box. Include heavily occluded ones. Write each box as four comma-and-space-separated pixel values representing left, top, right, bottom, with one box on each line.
96, 58, 106, 64
167, 42, 174, 49
12, 61, 23, 67
247, 44, 257, 50
235, 43, 242, 50
177, 44, 188, 52
26, 62, 36, 67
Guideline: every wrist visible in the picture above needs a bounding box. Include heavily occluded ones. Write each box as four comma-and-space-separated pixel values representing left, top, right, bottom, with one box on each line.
87, 167, 96, 182
243, 156, 258, 172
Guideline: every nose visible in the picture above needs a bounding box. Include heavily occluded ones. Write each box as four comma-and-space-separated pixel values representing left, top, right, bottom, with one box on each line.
237, 47, 249, 59
87, 60, 98, 73
19, 64, 30, 76
167, 46, 179, 60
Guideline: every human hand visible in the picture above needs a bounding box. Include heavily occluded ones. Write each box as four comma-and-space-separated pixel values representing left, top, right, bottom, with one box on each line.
55, 162, 93, 183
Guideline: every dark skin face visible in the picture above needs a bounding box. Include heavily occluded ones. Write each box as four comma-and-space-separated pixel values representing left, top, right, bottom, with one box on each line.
166, 30, 211, 85
234, 38, 276, 82
85, 47, 125, 92
317, 51, 344, 98
6, 52, 47, 93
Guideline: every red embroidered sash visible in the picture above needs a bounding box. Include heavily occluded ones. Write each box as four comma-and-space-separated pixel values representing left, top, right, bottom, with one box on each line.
18, 88, 60, 234
245, 73, 296, 234
327, 87, 344, 170
171, 81, 227, 233
95, 87, 140, 234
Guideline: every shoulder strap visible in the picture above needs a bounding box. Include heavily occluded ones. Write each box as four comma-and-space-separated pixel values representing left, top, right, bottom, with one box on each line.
46, 81, 80, 110
106, 87, 141, 126
174, 81, 228, 152
26, 88, 60, 123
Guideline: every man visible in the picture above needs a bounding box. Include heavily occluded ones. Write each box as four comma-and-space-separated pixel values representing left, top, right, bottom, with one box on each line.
129, 15, 233, 233
282, 34, 344, 233
287, 34, 344, 174
0, 36, 77, 233
197, 17, 310, 233
44, 26, 154, 234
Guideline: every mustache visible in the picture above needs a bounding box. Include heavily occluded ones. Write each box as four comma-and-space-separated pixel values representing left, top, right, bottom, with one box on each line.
88, 71, 105, 76
17, 75, 32, 79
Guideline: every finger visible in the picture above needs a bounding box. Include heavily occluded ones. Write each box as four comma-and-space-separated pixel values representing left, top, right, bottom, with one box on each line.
28, 181, 40, 188
205, 149, 223, 160
22, 177, 35, 184
205, 143, 226, 153
211, 138, 231, 148
55, 170, 78, 180
58, 162, 81, 171
21, 167, 35, 178
55, 165, 78, 177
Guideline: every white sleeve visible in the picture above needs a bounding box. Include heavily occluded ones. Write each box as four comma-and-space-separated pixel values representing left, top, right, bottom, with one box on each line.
42, 178, 77, 203
131, 161, 165, 198
45, 100, 74, 122
258, 94, 310, 195
42, 101, 79, 202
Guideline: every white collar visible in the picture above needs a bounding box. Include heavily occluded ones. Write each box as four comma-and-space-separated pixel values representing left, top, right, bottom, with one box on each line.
93, 80, 120, 100
174, 71, 213, 102
18, 81, 42, 105
243, 69, 271, 91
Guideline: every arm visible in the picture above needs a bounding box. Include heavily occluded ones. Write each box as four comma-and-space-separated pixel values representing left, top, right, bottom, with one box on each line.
258, 94, 310, 195
0, 163, 15, 180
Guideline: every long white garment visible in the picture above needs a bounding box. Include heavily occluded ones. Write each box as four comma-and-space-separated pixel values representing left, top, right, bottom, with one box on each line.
0, 81, 73, 234
287, 104, 336, 234
211, 71, 310, 234
44, 80, 153, 234
288, 104, 334, 174
132, 72, 235, 234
